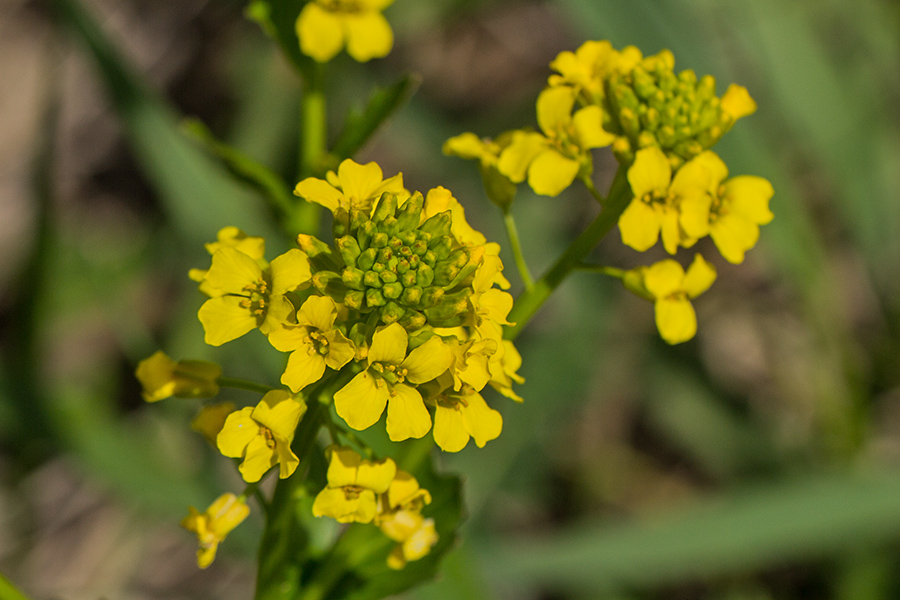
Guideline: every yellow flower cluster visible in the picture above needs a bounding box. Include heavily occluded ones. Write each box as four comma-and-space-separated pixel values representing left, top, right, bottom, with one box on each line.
313, 446, 438, 568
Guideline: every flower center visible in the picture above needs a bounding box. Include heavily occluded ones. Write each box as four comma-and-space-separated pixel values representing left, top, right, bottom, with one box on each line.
259, 426, 276, 449
318, 0, 363, 14
307, 330, 330, 356
342, 485, 364, 500
239, 278, 270, 317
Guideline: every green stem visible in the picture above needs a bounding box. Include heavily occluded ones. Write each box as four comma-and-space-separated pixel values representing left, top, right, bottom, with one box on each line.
503, 208, 534, 290
300, 62, 327, 178
581, 174, 606, 205
576, 264, 626, 279
0, 574, 32, 600
504, 166, 630, 341
217, 376, 274, 395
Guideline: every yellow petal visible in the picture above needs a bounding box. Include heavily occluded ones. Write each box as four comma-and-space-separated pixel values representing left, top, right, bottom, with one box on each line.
254, 391, 306, 440
297, 295, 338, 331
369, 323, 408, 366
282, 346, 326, 392
269, 249, 311, 295
191, 402, 234, 445
643, 260, 685, 299
402, 336, 452, 384
294, 176, 344, 212
618, 199, 662, 252
297, 3, 345, 62
527, 149, 580, 197
497, 131, 546, 183
659, 207, 681, 255
204, 247, 261, 296
628, 147, 671, 198
260, 294, 295, 335
334, 371, 390, 430
276, 442, 300, 479
433, 403, 469, 452
337, 159, 385, 206
710, 214, 759, 264
326, 446, 364, 488
238, 435, 275, 482
459, 391, 502, 448
678, 191, 712, 239
344, 12, 393, 62
386, 384, 432, 442
216, 407, 258, 458
723, 176, 774, 224
720, 84, 757, 121
400, 518, 438, 562
198, 296, 257, 346
654, 297, 697, 344
476, 289, 513, 325
355, 457, 397, 493
572, 105, 615, 149
312, 487, 375, 523
267, 324, 310, 352
443, 132, 488, 160
324, 330, 357, 371
136, 351, 177, 402
683, 254, 717, 297
536, 86, 575, 136
386, 471, 428, 509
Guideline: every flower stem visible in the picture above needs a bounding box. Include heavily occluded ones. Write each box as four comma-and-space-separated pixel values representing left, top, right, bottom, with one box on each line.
504, 166, 630, 341
503, 208, 534, 290
289, 61, 327, 235
576, 264, 626, 279
217, 377, 274, 395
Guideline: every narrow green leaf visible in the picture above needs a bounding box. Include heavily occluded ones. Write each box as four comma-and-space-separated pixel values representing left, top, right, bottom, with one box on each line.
0, 573, 34, 600
330, 74, 421, 165
478, 468, 900, 593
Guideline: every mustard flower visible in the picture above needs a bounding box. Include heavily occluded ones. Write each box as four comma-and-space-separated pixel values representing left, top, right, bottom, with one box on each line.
198, 247, 311, 346
619, 147, 716, 254
333, 323, 452, 441
181, 493, 249, 569
294, 158, 404, 217
443, 132, 517, 209
312, 446, 396, 523
488, 339, 525, 403
217, 390, 306, 482
188, 227, 266, 297
627, 254, 717, 344
376, 471, 438, 569
431, 384, 502, 452
268, 295, 356, 392
497, 86, 614, 197
296, 0, 394, 63
421, 186, 487, 248
548, 40, 642, 104
135, 351, 221, 402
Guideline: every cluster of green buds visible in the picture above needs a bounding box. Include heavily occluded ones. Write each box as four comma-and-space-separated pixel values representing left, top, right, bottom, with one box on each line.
305, 190, 480, 333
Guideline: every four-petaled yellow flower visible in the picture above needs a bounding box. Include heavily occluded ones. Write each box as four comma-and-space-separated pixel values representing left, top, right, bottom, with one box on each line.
313, 445, 396, 523
334, 323, 452, 441
498, 86, 614, 197
619, 146, 715, 255
198, 247, 311, 346
296, 0, 394, 63
268, 295, 357, 392
294, 158, 405, 218
189, 226, 267, 297
136, 351, 221, 402
217, 390, 307, 482
181, 493, 250, 569
626, 254, 717, 344
376, 470, 438, 569
548, 40, 642, 104
431, 384, 502, 453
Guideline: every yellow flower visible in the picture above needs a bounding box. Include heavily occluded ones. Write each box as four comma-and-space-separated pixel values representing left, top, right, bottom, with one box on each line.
628, 254, 717, 344
334, 323, 452, 441
421, 186, 486, 248
296, 0, 394, 63
442, 132, 517, 208
198, 247, 311, 346
488, 339, 525, 403
498, 86, 614, 197
691, 153, 775, 263
468, 254, 514, 345
217, 390, 307, 482
312, 446, 396, 523
268, 295, 356, 392
548, 40, 642, 104
294, 158, 404, 219
135, 351, 221, 402
188, 227, 266, 297
431, 384, 502, 452
619, 147, 715, 254
181, 493, 249, 569
191, 402, 235, 446
720, 84, 757, 123
376, 471, 438, 569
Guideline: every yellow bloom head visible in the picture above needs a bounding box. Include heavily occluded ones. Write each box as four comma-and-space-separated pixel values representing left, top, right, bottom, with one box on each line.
443, 132, 517, 209
136, 351, 221, 402
181, 493, 250, 569
312, 446, 397, 523
296, 0, 395, 63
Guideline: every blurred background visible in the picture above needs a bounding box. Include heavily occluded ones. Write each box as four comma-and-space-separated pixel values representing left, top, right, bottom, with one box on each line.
1, 0, 899, 598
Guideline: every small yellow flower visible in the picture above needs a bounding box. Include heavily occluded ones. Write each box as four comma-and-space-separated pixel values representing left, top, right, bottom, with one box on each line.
188, 227, 266, 297
181, 493, 249, 569
720, 84, 757, 123
619, 147, 716, 254
431, 384, 502, 452
268, 295, 356, 392
312, 446, 396, 523
627, 254, 717, 344
294, 158, 404, 218
498, 86, 614, 197
376, 471, 438, 569
548, 40, 642, 104
217, 390, 307, 482
135, 351, 221, 402
421, 186, 486, 248
443, 132, 517, 208
296, 0, 394, 63
191, 402, 235, 446
488, 340, 525, 403
334, 323, 452, 441
198, 247, 311, 346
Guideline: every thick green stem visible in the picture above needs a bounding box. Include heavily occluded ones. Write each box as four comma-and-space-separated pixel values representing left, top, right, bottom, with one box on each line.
503, 209, 534, 290
504, 167, 630, 341
217, 376, 273, 395
289, 62, 327, 235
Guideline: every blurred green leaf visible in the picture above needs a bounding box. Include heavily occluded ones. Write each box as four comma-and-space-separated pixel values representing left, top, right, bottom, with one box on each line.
478, 467, 900, 594
246, 0, 312, 76
330, 74, 422, 166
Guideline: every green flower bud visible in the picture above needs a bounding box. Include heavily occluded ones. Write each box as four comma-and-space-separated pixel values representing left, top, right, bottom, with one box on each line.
337, 235, 361, 267
366, 288, 386, 307
396, 191, 424, 231
382, 282, 403, 299
380, 216, 400, 237
401, 286, 423, 305
400, 270, 417, 287
433, 262, 460, 287
344, 290, 365, 310
380, 301, 405, 324
416, 264, 435, 287
371, 232, 388, 249
363, 270, 382, 288
371, 192, 398, 224
341, 267, 366, 291
419, 211, 451, 238
420, 286, 444, 308
357, 247, 377, 271
356, 220, 376, 251
400, 310, 427, 331
312, 271, 348, 299
380, 270, 398, 284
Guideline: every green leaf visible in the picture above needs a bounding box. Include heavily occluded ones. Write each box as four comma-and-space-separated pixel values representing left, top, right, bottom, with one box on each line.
330, 74, 422, 166
478, 467, 900, 594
